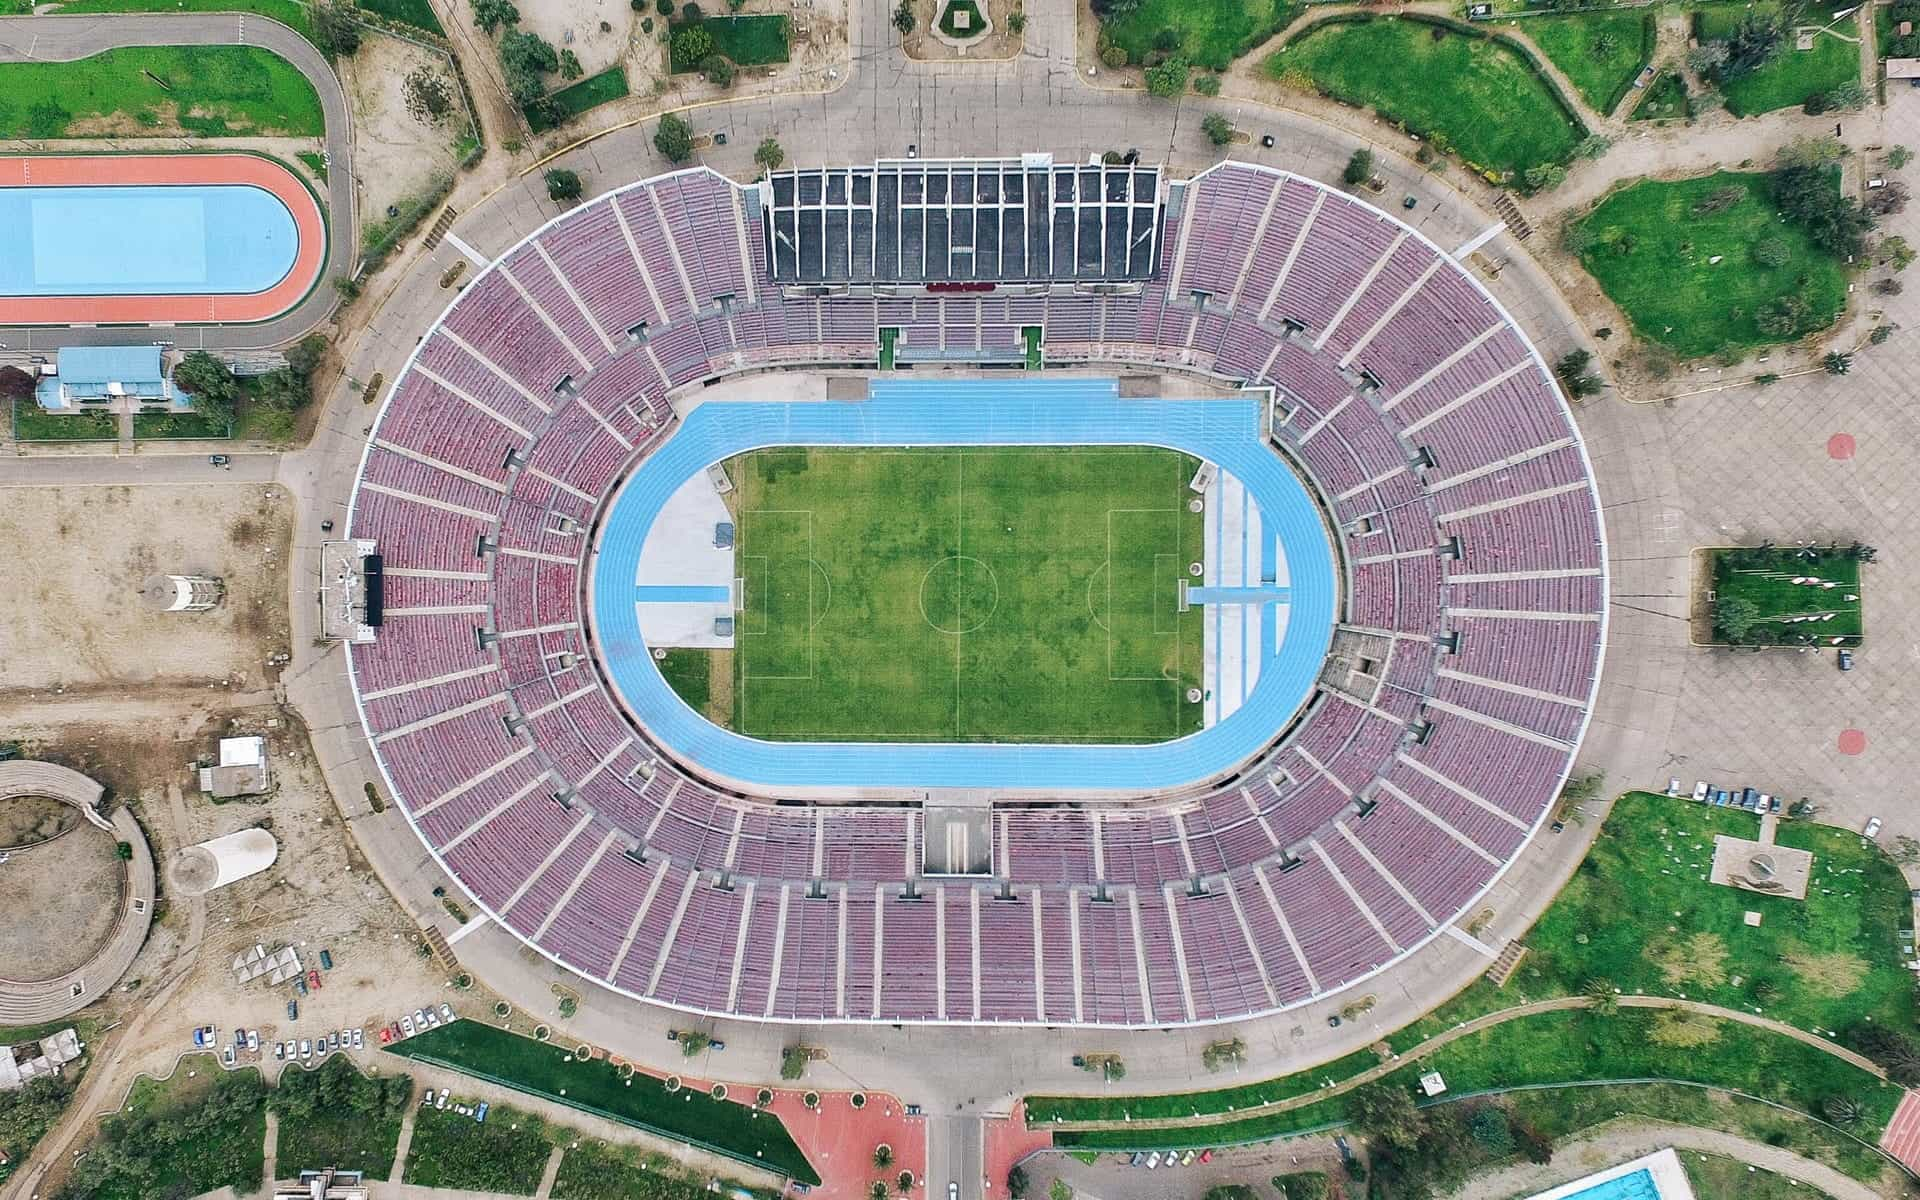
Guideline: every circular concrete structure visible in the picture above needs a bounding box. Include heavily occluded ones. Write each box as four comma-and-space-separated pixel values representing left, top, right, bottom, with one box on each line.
168, 827, 279, 896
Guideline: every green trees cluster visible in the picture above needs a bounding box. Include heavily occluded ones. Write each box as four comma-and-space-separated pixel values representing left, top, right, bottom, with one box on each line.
472, 0, 565, 122
174, 338, 327, 438
1771, 139, 1875, 260
0, 1075, 73, 1168
1344, 1084, 1553, 1199
312, 0, 363, 56
58, 1070, 268, 1200
272, 1053, 413, 1127
655, 111, 695, 163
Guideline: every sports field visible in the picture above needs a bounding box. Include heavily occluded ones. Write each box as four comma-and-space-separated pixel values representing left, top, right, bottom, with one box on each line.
726, 446, 1206, 744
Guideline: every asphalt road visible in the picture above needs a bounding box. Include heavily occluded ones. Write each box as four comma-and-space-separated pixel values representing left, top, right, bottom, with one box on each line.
0, 12, 353, 350
0, 451, 281, 486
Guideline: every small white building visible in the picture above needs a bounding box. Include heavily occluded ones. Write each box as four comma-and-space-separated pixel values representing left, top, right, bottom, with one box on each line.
199, 736, 272, 799
0, 1028, 84, 1092
171, 828, 279, 896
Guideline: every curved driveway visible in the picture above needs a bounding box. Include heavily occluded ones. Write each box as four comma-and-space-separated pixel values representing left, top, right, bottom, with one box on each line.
0, 12, 352, 349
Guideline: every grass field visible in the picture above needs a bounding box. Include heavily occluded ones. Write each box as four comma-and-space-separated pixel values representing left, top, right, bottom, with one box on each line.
552, 1140, 778, 1200
1522, 10, 1653, 113
938, 0, 984, 40
384, 1022, 819, 1184
1039, 793, 1915, 1156
1711, 547, 1863, 643
69, 1059, 268, 1200
12, 402, 118, 442
669, 14, 790, 71
1574, 171, 1848, 358
357, 0, 445, 34
298, 150, 329, 181
530, 65, 628, 132
132, 411, 232, 440
1095, 0, 1301, 71
722, 446, 1204, 745
404, 1105, 553, 1195
1629, 70, 1689, 120
0, 45, 324, 138
1266, 17, 1581, 179
51, 0, 312, 39
1695, 4, 1862, 116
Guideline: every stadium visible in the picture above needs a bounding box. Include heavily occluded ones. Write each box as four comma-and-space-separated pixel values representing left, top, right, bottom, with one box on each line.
344, 154, 1607, 1027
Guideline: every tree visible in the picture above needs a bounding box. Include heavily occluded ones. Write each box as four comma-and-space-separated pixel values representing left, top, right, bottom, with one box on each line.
1890, 145, 1914, 169
546, 168, 584, 202
1467, 1106, 1514, 1156
755, 137, 785, 172
1824, 351, 1853, 376
1714, 594, 1761, 642
779, 1045, 809, 1079
252, 367, 306, 415
1048, 1179, 1073, 1200
474, 0, 519, 33
873, 1144, 894, 1169
1101, 44, 1128, 69
702, 53, 736, 87
559, 48, 584, 79
1007, 10, 1026, 34
1772, 164, 1874, 259
1007, 1166, 1030, 1199
500, 29, 560, 107
1342, 148, 1373, 187
1581, 975, 1617, 1015
654, 111, 694, 163
1201, 113, 1232, 146
682, 1, 702, 17
1777, 135, 1846, 170
1523, 163, 1568, 193
1878, 235, 1916, 272
1866, 181, 1910, 218
174, 351, 239, 425
1824, 1095, 1864, 1126
1144, 55, 1190, 98
1573, 133, 1611, 159
679, 1029, 711, 1056
115, 840, 134, 860
893, 1, 914, 34
673, 24, 715, 65
1345, 1082, 1423, 1150
311, 0, 362, 55
1193, 73, 1220, 96
657, 0, 673, 12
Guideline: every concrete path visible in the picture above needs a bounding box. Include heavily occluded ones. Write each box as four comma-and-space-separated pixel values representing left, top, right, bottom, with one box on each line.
390, 1104, 420, 1183
533, 1146, 565, 1200
1446, 1122, 1895, 1200
0, 451, 281, 484
1040, 994, 1884, 1133
261, 1111, 280, 1197
0, 12, 353, 350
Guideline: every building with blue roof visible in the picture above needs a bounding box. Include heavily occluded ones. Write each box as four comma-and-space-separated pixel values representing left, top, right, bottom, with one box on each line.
34, 345, 194, 413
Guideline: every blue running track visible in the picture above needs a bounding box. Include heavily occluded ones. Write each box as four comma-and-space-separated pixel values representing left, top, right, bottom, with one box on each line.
591, 378, 1335, 791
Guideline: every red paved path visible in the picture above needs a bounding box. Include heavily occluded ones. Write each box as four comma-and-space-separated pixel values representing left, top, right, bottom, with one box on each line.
0, 153, 325, 326
1880, 1089, 1920, 1174
983, 1102, 1054, 1197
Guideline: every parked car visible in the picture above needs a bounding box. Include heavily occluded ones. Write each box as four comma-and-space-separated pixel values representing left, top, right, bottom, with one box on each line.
295, 977, 308, 996
414, 1009, 429, 1030
379, 1027, 393, 1045
1260, 134, 1275, 148
1144, 1153, 1160, 1169
422, 1088, 437, 1107
287, 999, 298, 1022
222, 1046, 236, 1067
439, 1003, 455, 1023
401, 1014, 415, 1037
1197, 1150, 1214, 1164
300, 1039, 312, 1058
209, 454, 230, 467
274, 1042, 285, 1060
475, 1101, 490, 1123
1128, 1153, 1144, 1167
1838, 648, 1855, 671
307, 968, 323, 990
351, 1029, 364, 1050
246, 1030, 259, 1053
456, 1104, 472, 1117
1181, 1151, 1196, 1166
1865, 816, 1884, 839
328, 1033, 340, 1051
436, 1091, 448, 1110
319, 949, 334, 970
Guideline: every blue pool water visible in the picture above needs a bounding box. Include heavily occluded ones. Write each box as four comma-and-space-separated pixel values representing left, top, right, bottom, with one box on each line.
1557, 1169, 1660, 1200
0, 184, 298, 296
589, 377, 1337, 792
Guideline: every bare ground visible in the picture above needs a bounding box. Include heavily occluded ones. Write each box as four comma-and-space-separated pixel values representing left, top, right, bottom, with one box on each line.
0, 484, 292, 695
0, 794, 79, 848
339, 31, 472, 226
0, 822, 123, 981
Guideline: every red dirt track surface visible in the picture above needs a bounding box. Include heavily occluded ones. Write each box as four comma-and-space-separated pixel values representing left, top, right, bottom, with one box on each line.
0, 153, 325, 326
1880, 1089, 1920, 1174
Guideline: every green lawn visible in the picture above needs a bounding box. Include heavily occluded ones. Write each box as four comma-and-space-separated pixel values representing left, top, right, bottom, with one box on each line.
938, 0, 984, 39
1695, 4, 1863, 116
1521, 11, 1653, 114
529, 65, 629, 132
298, 149, 329, 181
658, 648, 714, 716
1266, 16, 1582, 179
725, 446, 1204, 744
0, 45, 324, 138
1711, 546, 1863, 644
669, 14, 790, 71
63, 1060, 268, 1200
132, 411, 232, 440
384, 1022, 819, 1184
12, 401, 117, 442
1030, 1046, 1381, 1124
357, 0, 445, 34
1686, 1152, 1831, 1199
1053, 1009, 1900, 1153
1096, 0, 1300, 70
1574, 171, 1849, 358
272, 1056, 411, 1179
1629, 69, 1689, 120
404, 1104, 552, 1195
50, 0, 312, 39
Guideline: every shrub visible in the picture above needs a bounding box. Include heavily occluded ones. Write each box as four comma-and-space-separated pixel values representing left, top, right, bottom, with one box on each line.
1873, 278, 1904, 296
1144, 55, 1190, 98
1201, 113, 1232, 146
1869, 323, 1897, 346
1101, 44, 1128, 69
656, 0, 673, 12
1193, 73, 1220, 97
311, 0, 362, 55
1823, 351, 1852, 375
1467, 1106, 1514, 1155
558, 48, 583, 79
475, 0, 519, 32
545, 168, 583, 202
682, 2, 702, 18
115, 841, 134, 860
1523, 163, 1568, 193
1342, 148, 1374, 187
654, 111, 694, 162
1754, 293, 1810, 337
1752, 237, 1790, 267
893, 2, 914, 34
702, 54, 735, 86
1007, 1166, 1030, 1198
672, 24, 715, 64
1007, 10, 1026, 34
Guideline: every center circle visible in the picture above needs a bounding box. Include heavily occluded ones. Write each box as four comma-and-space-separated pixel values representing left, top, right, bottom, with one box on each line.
919, 555, 999, 634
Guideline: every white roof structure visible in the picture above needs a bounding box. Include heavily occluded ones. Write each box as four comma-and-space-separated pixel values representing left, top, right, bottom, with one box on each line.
0, 1028, 84, 1091
199, 737, 273, 798
175, 829, 278, 896
232, 942, 302, 986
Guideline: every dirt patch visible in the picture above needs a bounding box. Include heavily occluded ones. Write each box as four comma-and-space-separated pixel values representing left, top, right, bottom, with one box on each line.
515, 0, 633, 82
339, 32, 470, 227
1646, 931, 1729, 989
1782, 944, 1869, 997
0, 822, 124, 981
0, 484, 291, 694
0, 795, 79, 848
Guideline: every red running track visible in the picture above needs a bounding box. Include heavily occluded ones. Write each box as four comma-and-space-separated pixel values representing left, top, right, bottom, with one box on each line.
0, 153, 325, 326
1880, 1089, 1920, 1175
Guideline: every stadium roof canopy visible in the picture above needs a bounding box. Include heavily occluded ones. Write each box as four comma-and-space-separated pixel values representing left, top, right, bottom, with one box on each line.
759, 153, 1163, 285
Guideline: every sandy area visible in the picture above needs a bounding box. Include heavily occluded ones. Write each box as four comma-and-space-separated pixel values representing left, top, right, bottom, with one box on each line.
0, 821, 123, 981
513, 0, 635, 85
340, 32, 472, 227
0, 795, 78, 847
0, 484, 291, 695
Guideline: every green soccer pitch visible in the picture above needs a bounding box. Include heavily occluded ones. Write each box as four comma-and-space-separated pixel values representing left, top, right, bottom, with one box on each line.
724, 446, 1207, 744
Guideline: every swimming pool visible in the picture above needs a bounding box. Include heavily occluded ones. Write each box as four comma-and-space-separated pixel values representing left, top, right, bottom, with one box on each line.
1558, 1168, 1660, 1200
0, 184, 298, 297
